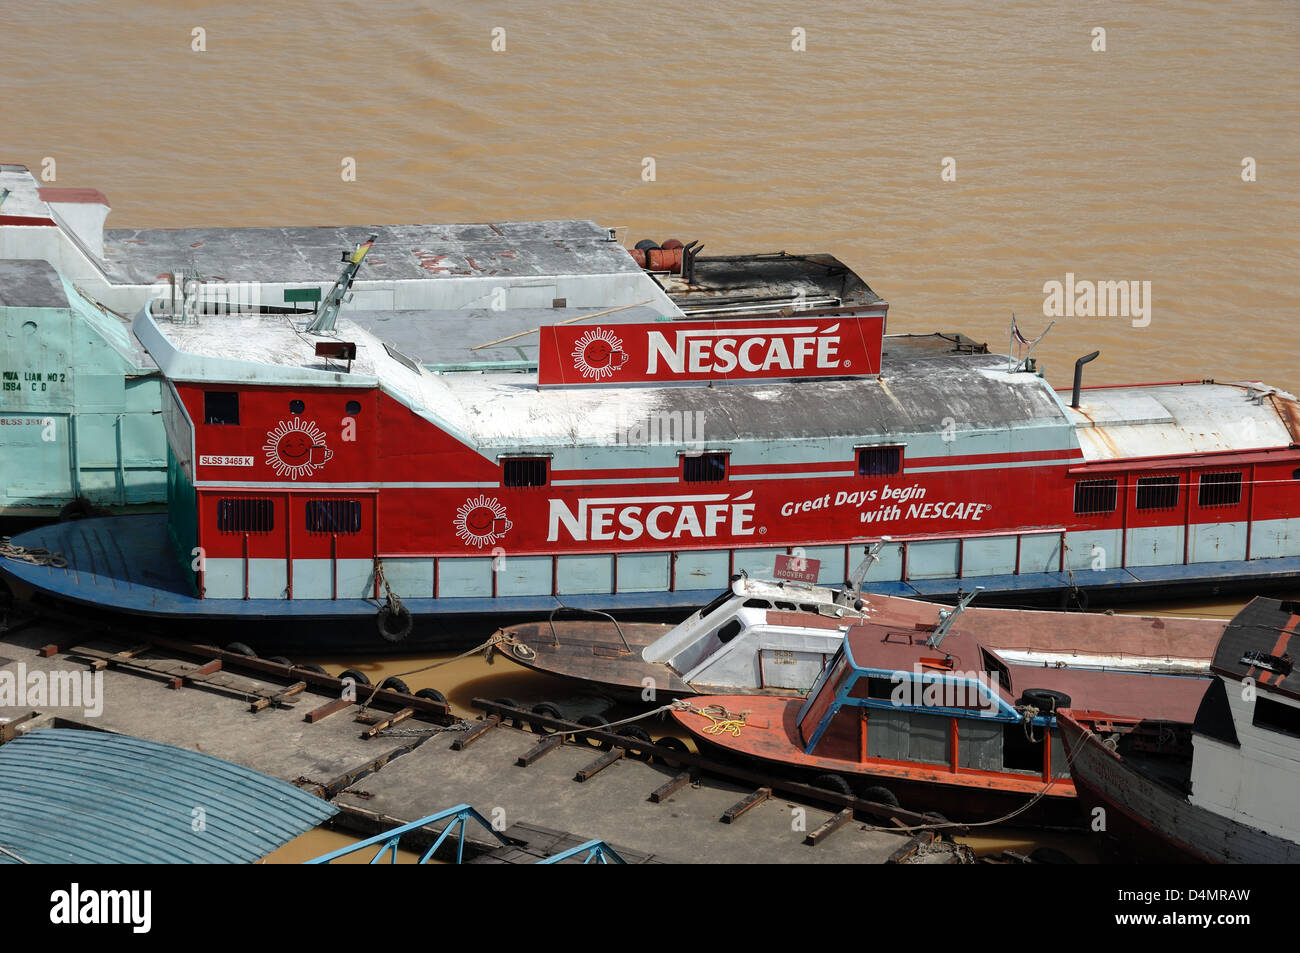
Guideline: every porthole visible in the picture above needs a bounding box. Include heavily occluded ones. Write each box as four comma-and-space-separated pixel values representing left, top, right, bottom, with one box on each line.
289, 400, 305, 415
345, 400, 361, 415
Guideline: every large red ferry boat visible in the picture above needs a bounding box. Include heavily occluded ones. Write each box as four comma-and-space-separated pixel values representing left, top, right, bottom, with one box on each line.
2, 235, 1298, 650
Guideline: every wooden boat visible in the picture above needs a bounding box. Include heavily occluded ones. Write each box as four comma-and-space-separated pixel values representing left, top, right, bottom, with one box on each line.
496, 564, 1225, 699
1057, 596, 1300, 862
669, 615, 1209, 825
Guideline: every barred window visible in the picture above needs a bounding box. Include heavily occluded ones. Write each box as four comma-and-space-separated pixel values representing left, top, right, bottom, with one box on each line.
217, 498, 274, 533
858, 446, 902, 477
503, 457, 548, 487
1073, 478, 1118, 515
1136, 475, 1180, 511
305, 499, 362, 534
1198, 471, 1243, 508
683, 452, 728, 483
204, 391, 239, 425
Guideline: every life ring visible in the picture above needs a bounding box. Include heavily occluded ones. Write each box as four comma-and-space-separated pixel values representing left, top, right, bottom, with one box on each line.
376, 604, 413, 643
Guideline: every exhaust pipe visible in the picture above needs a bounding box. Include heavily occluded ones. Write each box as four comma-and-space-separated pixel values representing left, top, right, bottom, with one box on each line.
1071, 351, 1101, 408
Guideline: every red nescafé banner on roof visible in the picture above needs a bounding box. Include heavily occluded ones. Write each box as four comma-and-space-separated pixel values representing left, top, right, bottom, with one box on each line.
537, 313, 885, 386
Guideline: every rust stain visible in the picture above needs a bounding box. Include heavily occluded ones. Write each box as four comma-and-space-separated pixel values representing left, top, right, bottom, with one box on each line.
1267, 392, 1300, 443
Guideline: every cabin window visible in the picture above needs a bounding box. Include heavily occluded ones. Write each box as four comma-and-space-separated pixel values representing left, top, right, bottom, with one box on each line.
716, 618, 742, 644
502, 457, 548, 487
1073, 478, 1118, 515
346, 400, 361, 415
305, 499, 362, 534
1136, 475, 1180, 510
1294, 468, 1300, 481
699, 588, 734, 619
1198, 471, 1243, 507
1002, 724, 1045, 772
289, 400, 305, 415
216, 498, 274, 533
682, 452, 728, 484
204, 391, 240, 425
1252, 697, 1300, 739
857, 446, 901, 477
743, 598, 773, 609
848, 676, 897, 701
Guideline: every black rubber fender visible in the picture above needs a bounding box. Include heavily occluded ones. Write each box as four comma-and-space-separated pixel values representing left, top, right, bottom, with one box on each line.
376, 604, 413, 643
1018, 688, 1072, 713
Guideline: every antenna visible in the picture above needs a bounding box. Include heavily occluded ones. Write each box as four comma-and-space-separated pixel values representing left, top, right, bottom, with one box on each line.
836, 537, 891, 606
1008, 315, 1055, 373
926, 587, 984, 648
308, 234, 377, 334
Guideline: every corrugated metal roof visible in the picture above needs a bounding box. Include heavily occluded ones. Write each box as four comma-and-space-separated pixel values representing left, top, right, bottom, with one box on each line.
0, 728, 337, 864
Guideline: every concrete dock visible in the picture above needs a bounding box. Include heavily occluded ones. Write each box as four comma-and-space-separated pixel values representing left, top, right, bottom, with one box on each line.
0, 614, 964, 864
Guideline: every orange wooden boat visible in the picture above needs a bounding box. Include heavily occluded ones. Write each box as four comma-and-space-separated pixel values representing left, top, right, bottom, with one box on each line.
670, 618, 1209, 825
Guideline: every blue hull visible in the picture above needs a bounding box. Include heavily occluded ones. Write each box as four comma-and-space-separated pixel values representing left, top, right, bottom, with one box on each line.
4, 516, 1300, 652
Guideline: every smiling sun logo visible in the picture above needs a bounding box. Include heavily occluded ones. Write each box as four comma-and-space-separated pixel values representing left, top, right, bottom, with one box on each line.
570, 328, 629, 381
454, 495, 513, 549
263, 419, 334, 479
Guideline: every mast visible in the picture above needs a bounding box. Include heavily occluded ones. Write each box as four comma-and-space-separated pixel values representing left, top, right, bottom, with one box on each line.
925, 587, 984, 648
307, 234, 377, 334
836, 537, 891, 606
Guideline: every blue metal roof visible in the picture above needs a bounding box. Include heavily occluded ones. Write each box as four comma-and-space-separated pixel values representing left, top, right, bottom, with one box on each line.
0, 728, 337, 863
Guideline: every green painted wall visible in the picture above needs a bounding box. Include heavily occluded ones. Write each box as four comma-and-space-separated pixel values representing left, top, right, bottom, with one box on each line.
166, 447, 200, 596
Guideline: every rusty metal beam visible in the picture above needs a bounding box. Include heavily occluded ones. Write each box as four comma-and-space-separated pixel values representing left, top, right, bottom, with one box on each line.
516, 734, 564, 766
361, 707, 415, 738
721, 787, 771, 823
306, 697, 354, 724
574, 749, 623, 781
650, 772, 692, 803
805, 808, 854, 845
452, 715, 500, 750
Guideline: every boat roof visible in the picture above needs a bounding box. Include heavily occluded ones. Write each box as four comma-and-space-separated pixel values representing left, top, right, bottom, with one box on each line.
838, 622, 1207, 722
136, 306, 1070, 450
0, 727, 337, 863
0, 258, 69, 308
99, 220, 643, 285
1213, 597, 1299, 701
1, 259, 155, 372
134, 300, 1300, 460
1065, 383, 1299, 461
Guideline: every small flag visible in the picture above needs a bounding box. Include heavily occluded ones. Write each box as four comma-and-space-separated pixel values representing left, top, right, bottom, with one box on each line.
1011, 314, 1031, 347
350, 235, 377, 265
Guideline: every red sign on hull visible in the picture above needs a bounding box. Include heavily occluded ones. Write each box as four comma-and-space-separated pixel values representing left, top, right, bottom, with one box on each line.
538, 314, 884, 386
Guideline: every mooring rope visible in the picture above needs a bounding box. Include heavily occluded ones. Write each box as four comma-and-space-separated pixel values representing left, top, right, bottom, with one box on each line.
673, 700, 753, 737
0, 537, 67, 569
355, 629, 528, 712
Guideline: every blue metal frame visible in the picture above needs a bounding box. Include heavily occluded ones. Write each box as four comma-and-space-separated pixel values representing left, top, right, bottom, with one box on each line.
796, 637, 1051, 755
305, 803, 511, 865
536, 840, 628, 864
